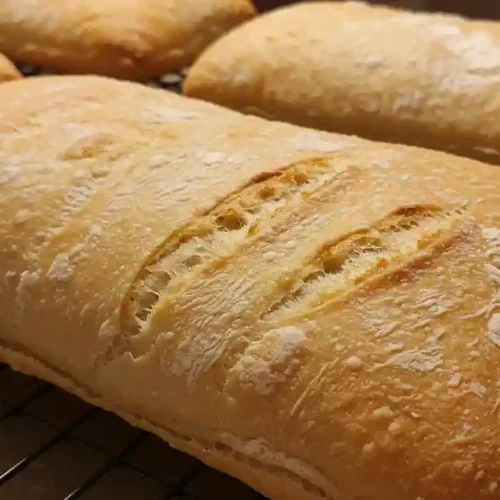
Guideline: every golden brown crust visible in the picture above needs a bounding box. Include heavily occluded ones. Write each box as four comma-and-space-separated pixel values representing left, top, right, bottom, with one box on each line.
0, 52, 21, 82
0, 0, 255, 81
184, 1, 500, 164
1, 75, 500, 500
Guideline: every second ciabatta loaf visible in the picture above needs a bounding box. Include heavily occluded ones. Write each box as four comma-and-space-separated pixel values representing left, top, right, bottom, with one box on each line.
185, 1, 500, 164
0, 0, 255, 81
1, 75, 500, 500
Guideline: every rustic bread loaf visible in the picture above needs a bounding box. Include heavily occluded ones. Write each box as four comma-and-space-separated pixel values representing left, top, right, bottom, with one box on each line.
0, 0, 255, 81
0, 52, 21, 82
184, 1, 500, 164
1, 75, 500, 500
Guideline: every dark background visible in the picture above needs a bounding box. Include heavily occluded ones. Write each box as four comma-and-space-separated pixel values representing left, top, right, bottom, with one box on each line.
253, 0, 500, 20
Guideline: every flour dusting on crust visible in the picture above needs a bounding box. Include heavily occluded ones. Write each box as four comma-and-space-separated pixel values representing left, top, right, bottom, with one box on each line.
482, 228, 500, 347
218, 432, 337, 498
232, 326, 310, 396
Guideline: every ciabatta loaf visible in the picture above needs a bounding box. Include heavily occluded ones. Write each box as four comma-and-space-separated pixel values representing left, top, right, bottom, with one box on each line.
184, 1, 500, 164
1, 75, 500, 500
0, 0, 255, 81
0, 52, 20, 82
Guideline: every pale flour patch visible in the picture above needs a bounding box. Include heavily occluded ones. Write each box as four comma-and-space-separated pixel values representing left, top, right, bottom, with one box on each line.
291, 131, 351, 153
95, 318, 119, 359
13, 209, 35, 224
1, 0, 60, 31
202, 151, 227, 166
345, 355, 362, 369
262, 251, 277, 261
148, 155, 171, 169
379, 346, 443, 373
170, 332, 230, 388
474, 146, 500, 157
233, 326, 310, 395
16, 270, 40, 311
482, 228, 500, 348
0, 154, 32, 185
89, 225, 103, 237
487, 314, 500, 347
385, 341, 405, 353
469, 381, 488, 398
448, 372, 462, 388
483, 227, 500, 245
485, 264, 500, 284
98, 319, 116, 342
47, 254, 73, 282
218, 433, 336, 498
362, 309, 400, 338
372, 406, 395, 420
427, 23, 500, 89
144, 105, 200, 123
62, 123, 101, 141
370, 157, 390, 169
2, 270, 16, 291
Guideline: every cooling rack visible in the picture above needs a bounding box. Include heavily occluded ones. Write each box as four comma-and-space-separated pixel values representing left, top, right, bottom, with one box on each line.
0, 363, 264, 500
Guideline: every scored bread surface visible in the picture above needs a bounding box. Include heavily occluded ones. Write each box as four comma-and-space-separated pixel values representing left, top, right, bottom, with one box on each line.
0, 0, 255, 80
184, 1, 500, 164
1, 75, 500, 500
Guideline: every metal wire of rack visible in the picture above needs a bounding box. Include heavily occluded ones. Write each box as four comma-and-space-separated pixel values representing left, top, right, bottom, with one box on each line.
0, 364, 264, 500
0, 66, 265, 500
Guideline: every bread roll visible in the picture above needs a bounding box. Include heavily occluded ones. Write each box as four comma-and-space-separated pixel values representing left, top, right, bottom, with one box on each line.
1, 75, 500, 500
184, 1, 500, 164
0, 0, 255, 81
0, 52, 21, 82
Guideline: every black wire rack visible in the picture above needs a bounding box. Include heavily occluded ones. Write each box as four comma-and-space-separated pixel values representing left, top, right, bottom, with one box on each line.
0, 66, 265, 500
0, 364, 263, 500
